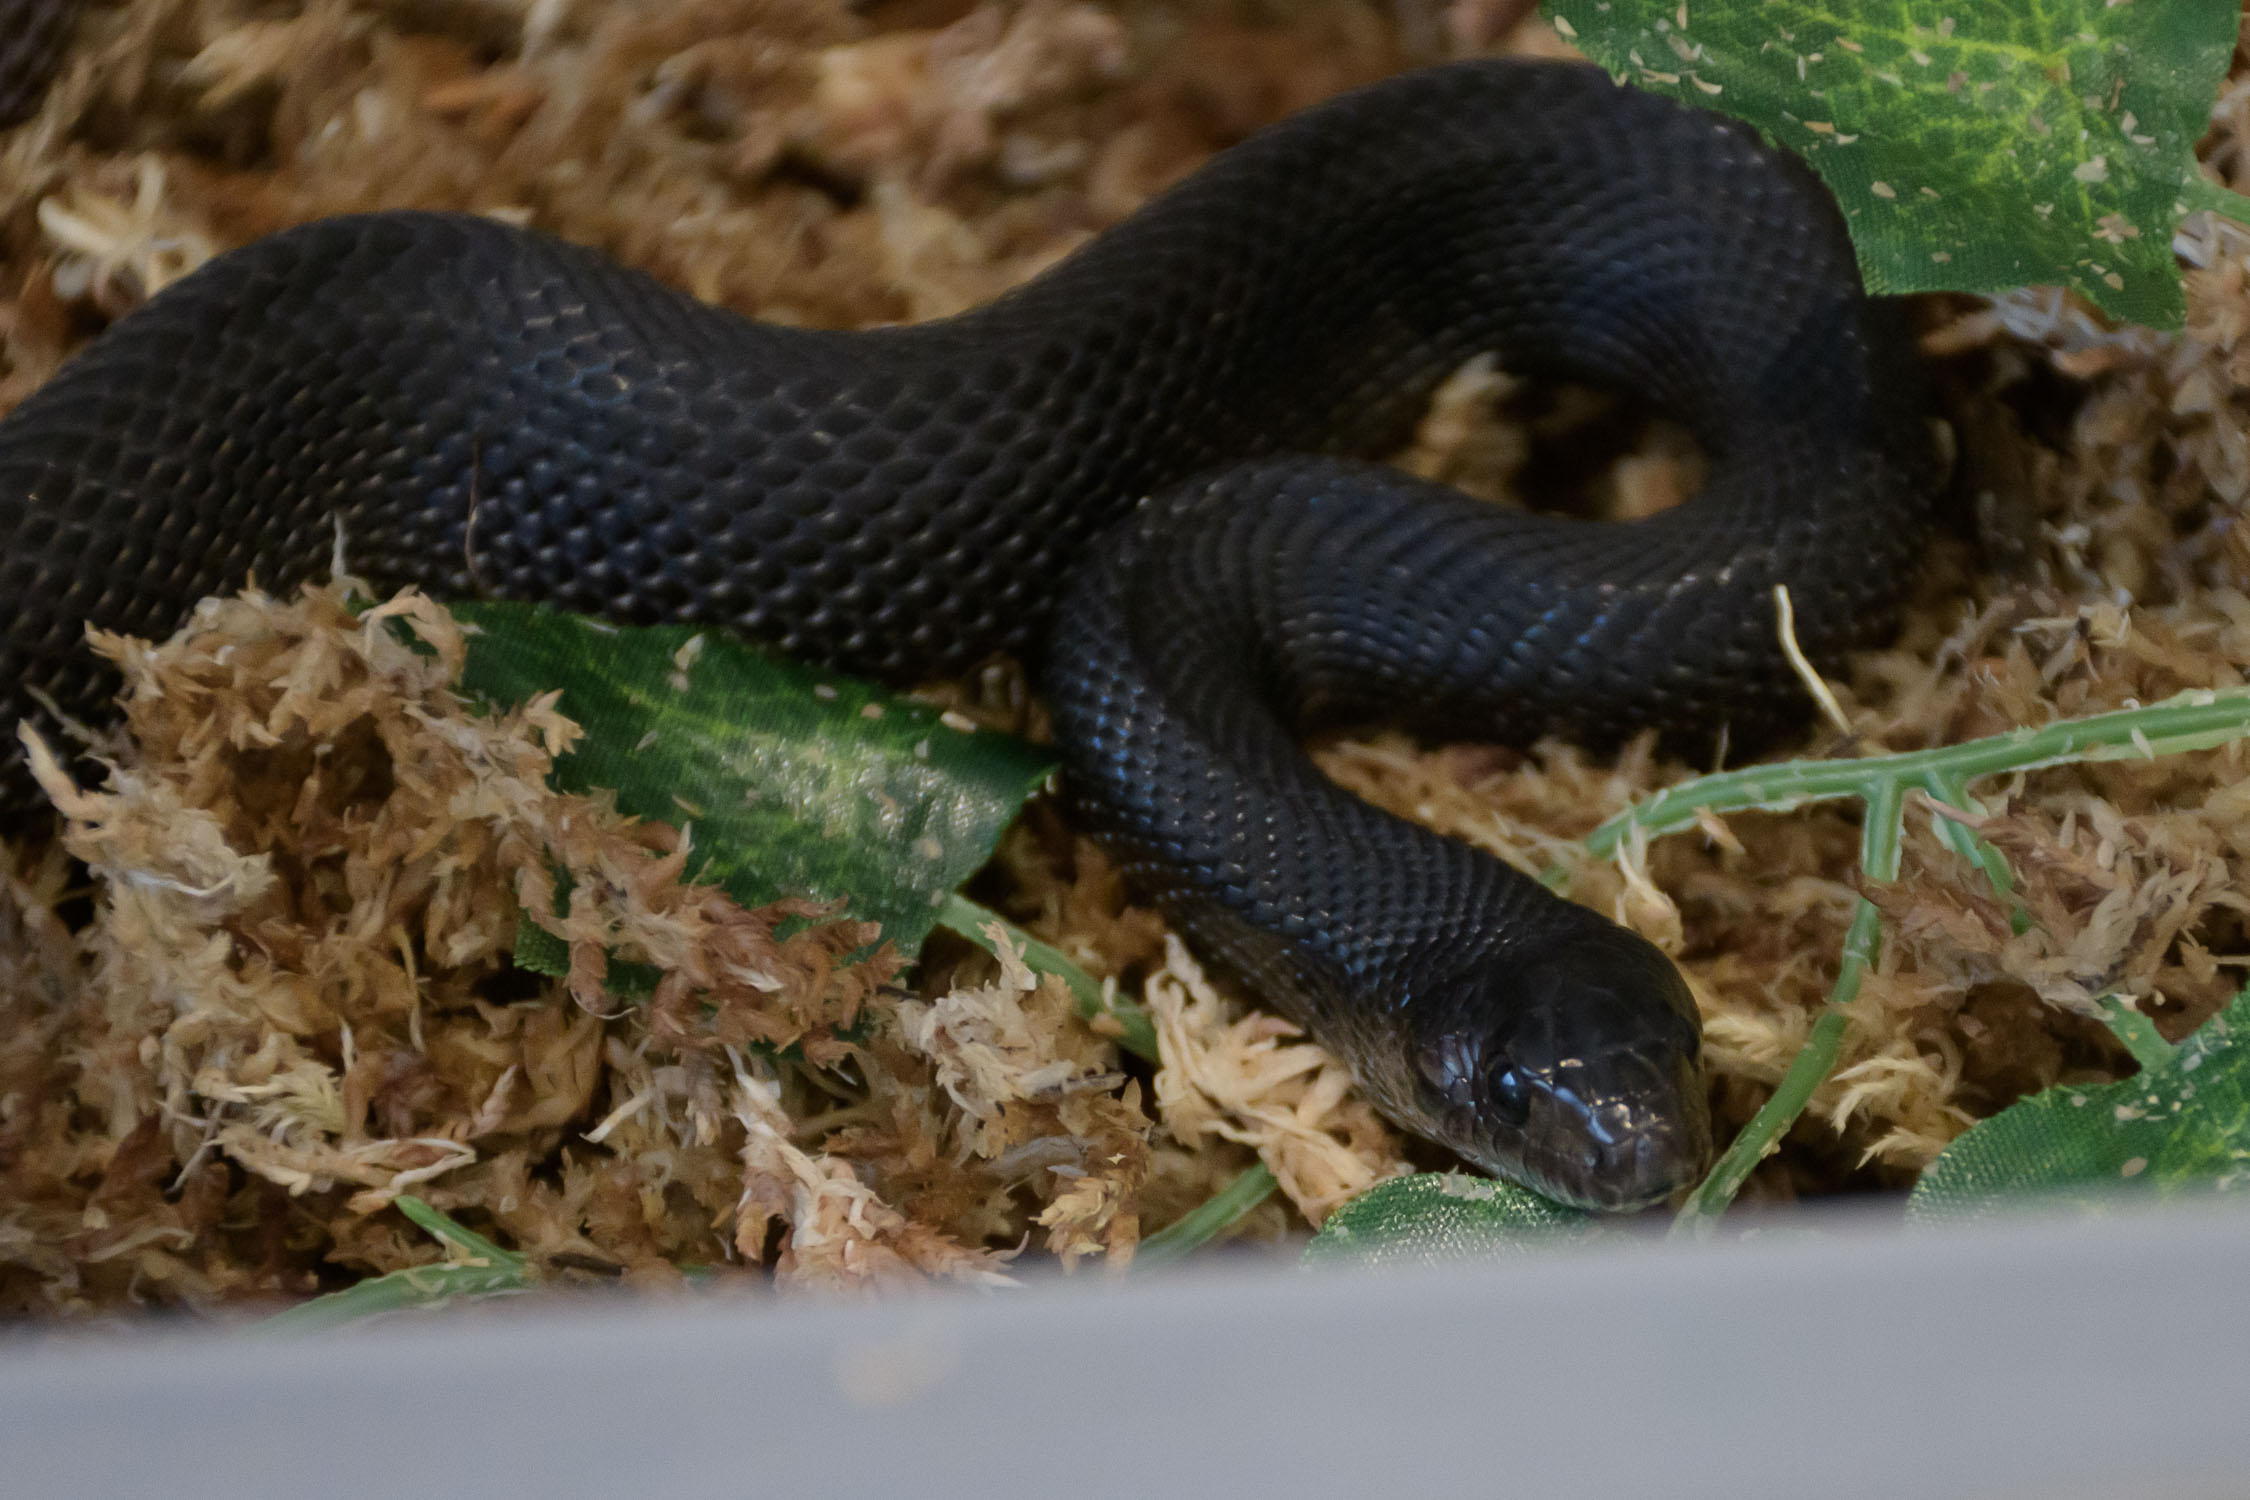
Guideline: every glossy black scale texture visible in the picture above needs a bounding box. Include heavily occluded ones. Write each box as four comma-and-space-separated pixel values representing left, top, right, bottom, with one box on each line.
0, 60, 1937, 1209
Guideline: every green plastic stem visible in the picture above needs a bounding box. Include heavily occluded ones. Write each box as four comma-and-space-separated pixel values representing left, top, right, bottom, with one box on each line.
1136, 1164, 1280, 1266
936, 892, 1161, 1063
259, 1196, 533, 1332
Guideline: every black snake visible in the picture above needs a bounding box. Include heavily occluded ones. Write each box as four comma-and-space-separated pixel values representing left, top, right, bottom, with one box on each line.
0, 17, 1939, 1210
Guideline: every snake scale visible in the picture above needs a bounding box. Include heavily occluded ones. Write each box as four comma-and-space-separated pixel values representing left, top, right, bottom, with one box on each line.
0, 6, 1939, 1210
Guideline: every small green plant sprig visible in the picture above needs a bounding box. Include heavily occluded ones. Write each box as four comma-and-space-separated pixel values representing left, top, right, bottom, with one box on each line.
260, 1197, 534, 1332
1595, 685, 2250, 1231
1308, 684, 2250, 1261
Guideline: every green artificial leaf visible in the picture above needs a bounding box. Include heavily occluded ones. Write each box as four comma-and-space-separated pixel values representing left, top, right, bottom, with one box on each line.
1906, 987, 2250, 1224
452, 603, 1056, 958
1301, 1172, 1597, 1267
1542, 0, 2248, 327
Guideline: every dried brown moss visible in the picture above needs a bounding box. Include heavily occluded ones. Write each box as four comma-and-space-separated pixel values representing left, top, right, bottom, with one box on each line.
8, 0, 2250, 1313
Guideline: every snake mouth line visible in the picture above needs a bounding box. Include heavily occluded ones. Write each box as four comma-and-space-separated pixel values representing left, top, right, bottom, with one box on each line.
1515, 1071, 1715, 1214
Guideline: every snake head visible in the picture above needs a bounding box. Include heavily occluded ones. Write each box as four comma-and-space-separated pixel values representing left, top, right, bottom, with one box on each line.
1409, 929, 1711, 1212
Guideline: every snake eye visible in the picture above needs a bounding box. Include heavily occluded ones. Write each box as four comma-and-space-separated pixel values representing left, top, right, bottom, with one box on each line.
1485, 1065, 1530, 1128
1419, 1034, 1532, 1131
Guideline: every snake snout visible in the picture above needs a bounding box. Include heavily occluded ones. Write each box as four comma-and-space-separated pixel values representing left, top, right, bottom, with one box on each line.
1414, 926, 1713, 1211
1545, 1044, 1713, 1213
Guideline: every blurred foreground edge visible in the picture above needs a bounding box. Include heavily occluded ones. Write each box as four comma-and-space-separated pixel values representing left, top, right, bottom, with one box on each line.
1, 1194, 2243, 1500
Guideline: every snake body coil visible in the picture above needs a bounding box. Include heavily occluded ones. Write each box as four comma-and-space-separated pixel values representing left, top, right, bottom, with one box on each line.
0, 58, 1937, 1209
